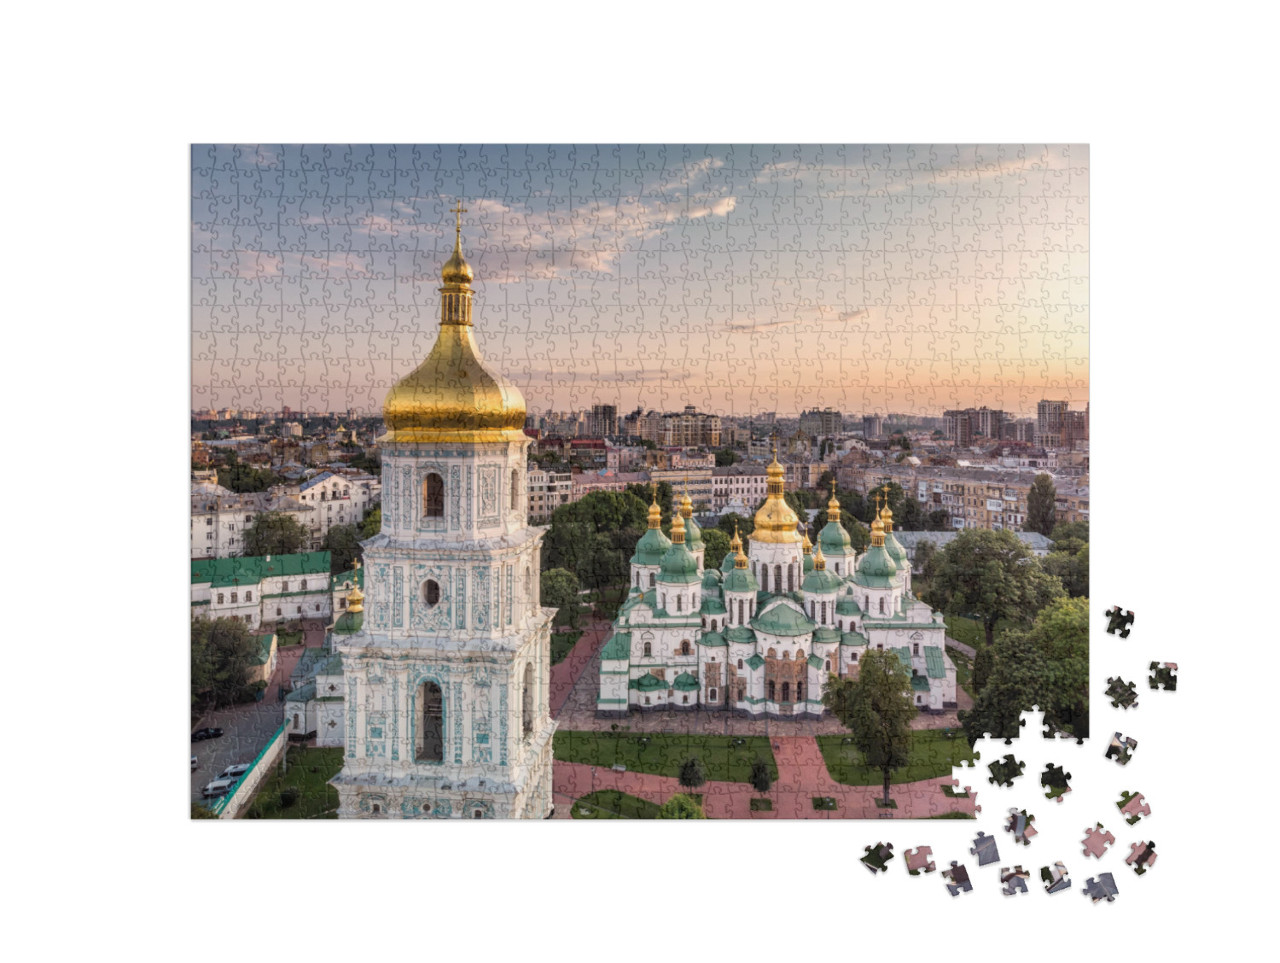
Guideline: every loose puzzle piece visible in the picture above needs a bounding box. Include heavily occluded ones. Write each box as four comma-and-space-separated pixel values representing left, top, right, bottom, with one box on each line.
1105, 606, 1135, 637
1041, 861, 1071, 894
1117, 790, 1151, 824
1105, 676, 1138, 709
1148, 662, 1178, 691
1081, 822, 1115, 859
1005, 807, 1038, 845
1042, 763, 1073, 802
1126, 841, 1157, 875
905, 846, 936, 876
1106, 733, 1138, 766
1083, 873, 1119, 903
942, 861, 972, 897
861, 842, 894, 874
987, 753, 1026, 787
999, 866, 1030, 895
970, 831, 1000, 866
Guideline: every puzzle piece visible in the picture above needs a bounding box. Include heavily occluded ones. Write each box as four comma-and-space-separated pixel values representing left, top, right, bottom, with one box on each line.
905, 846, 936, 875
987, 753, 1025, 787
1148, 662, 1177, 691
1041, 763, 1073, 802
970, 831, 1000, 866
1105, 676, 1138, 709
861, 842, 895, 874
1106, 733, 1138, 766
999, 865, 1030, 895
942, 861, 972, 897
1083, 873, 1119, 903
1041, 861, 1072, 894
1126, 841, 1157, 875
1005, 808, 1038, 845
1104, 606, 1134, 637
1081, 822, 1115, 859
1116, 790, 1150, 824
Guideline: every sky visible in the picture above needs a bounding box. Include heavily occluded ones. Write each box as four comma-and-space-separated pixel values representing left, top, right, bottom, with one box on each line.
191, 144, 1088, 418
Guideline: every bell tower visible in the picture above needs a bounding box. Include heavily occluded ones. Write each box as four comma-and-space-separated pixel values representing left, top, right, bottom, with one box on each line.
331, 205, 555, 818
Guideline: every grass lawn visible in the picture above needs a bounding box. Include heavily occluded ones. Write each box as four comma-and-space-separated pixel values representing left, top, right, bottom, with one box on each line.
815, 729, 976, 787
570, 790, 661, 819
550, 632, 579, 665
927, 811, 976, 819
276, 630, 304, 647
242, 747, 343, 819
750, 798, 773, 812
812, 796, 837, 811
553, 731, 778, 784
944, 614, 1014, 650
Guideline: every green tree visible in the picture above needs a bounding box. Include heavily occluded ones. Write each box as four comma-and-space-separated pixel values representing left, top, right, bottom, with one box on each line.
913, 540, 939, 581
717, 512, 754, 540
191, 803, 219, 819
191, 616, 260, 710
1050, 520, 1089, 545
702, 529, 731, 570
714, 448, 740, 467
219, 462, 281, 493
360, 505, 382, 539
960, 596, 1089, 743
1042, 543, 1089, 597
624, 481, 672, 518
1026, 472, 1058, 536
348, 451, 381, 475
323, 523, 363, 574
541, 568, 581, 630
678, 757, 707, 789
658, 793, 707, 819
807, 495, 870, 553
924, 509, 952, 531
244, 511, 308, 557
821, 648, 917, 806
924, 528, 1065, 648
818, 469, 835, 492
750, 757, 772, 793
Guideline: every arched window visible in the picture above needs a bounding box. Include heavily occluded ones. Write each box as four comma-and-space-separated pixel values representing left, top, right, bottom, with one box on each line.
230, 591, 238, 603
292, 713, 300, 730
423, 580, 440, 607
835, 562, 841, 574
301, 579, 307, 590
680, 640, 691, 655
643, 641, 652, 657
737, 685, 745, 701
737, 600, 744, 624
676, 595, 682, 612
760, 566, 768, 592
522, 663, 533, 738
796, 682, 804, 701
851, 653, 858, 663
774, 565, 782, 592
768, 681, 776, 700
649, 573, 655, 588
821, 601, 827, 623
511, 468, 520, 511
865, 595, 870, 611
782, 651, 790, 661
781, 682, 790, 702
879, 596, 885, 614
709, 688, 717, 701
797, 649, 804, 660
474, 809, 484, 819
662, 593, 667, 610
636, 571, 641, 587
825, 659, 831, 671
767, 648, 777, 658
810, 601, 815, 618
737, 658, 743, 669
423, 472, 444, 518
913, 643, 920, 656
788, 565, 795, 592
416, 681, 444, 762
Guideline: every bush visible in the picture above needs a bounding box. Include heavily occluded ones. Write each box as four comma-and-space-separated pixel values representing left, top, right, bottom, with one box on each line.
678, 757, 706, 789
750, 757, 772, 793
280, 787, 300, 809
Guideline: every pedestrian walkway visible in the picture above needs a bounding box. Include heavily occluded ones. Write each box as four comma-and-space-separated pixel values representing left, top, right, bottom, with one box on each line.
551, 735, 977, 819
548, 621, 610, 715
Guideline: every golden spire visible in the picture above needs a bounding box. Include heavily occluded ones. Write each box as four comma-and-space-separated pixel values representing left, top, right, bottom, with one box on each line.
680, 475, 693, 518
813, 539, 827, 571
753, 436, 800, 544
733, 533, 749, 569
802, 530, 813, 555
647, 483, 662, 529
827, 480, 841, 521
671, 511, 686, 545
441, 200, 474, 287
729, 521, 742, 553
880, 485, 895, 531
870, 512, 886, 548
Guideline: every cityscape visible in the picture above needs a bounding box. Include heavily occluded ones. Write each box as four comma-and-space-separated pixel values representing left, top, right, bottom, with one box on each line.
191, 144, 1088, 820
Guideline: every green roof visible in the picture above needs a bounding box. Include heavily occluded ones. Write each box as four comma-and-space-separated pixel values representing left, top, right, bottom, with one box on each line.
317, 652, 344, 675
835, 596, 862, 616
852, 571, 895, 589
884, 531, 908, 565
285, 682, 316, 703
699, 631, 727, 647
891, 646, 913, 671
253, 634, 275, 664
752, 602, 815, 638
720, 550, 740, 574
803, 553, 814, 573
723, 566, 759, 594
192, 552, 332, 588
745, 654, 765, 670
802, 568, 842, 594
857, 545, 897, 579
911, 674, 931, 692
725, 626, 756, 644
333, 609, 364, 635
658, 543, 700, 583
812, 627, 841, 644
700, 596, 727, 615
701, 569, 722, 588
600, 631, 632, 661
819, 520, 852, 553
330, 566, 365, 591
683, 514, 705, 551
633, 674, 665, 691
807, 654, 824, 670
841, 631, 868, 646
673, 672, 699, 691
924, 646, 947, 679
631, 527, 672, 566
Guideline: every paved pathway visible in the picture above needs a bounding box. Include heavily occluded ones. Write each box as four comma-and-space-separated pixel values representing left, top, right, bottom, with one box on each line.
552, 734, 977, 820
548, 621, 610, 716
945, 636, 977, 659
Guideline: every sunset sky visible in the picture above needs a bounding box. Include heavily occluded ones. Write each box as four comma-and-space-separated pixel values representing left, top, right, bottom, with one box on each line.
191, 144, 1088, 418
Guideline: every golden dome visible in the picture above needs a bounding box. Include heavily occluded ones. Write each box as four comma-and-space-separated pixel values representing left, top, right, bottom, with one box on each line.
752, 444, 801, 544
671, 512, 686, 545
827, 481, 841, 521
870, 513, 886, 547
802, 531, 812, 554
729, 522, 742, 553
380, 203, 526, 444
680, 478, 693, 518
813, 540, 826, 571
879, 487, 895, 530
648, 487, 663, 528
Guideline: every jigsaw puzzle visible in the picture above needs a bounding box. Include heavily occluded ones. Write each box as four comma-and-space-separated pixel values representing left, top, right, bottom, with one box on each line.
1148, 662, 1178, 691
190, 144, 1089, 824
1042, 763, 1073, 802
1126, 841, 1157, 875
970, 831, 1001, 866
1105, 676, 1138, 709
1005, 808, 1038, 845
861, 842, 895, 874
1081, 822, 1116, 859
1106, 733, 1139, 766
999, 866, 1031, 895
1083, 873, 1119, 903
1116, 790, 1151, 824
1042, 861, 1072, 894
1104, 606, 1134, 637
905, 846, 936, 875
942, 861, 973, 897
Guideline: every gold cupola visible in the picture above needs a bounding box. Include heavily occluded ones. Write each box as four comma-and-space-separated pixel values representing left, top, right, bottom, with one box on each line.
381, 202, 526, 444
870, 512, 886, 548
752, 442, 801, 543
346, 558, 364, 612
647, 487, 663, 529
827, 481, 842, 521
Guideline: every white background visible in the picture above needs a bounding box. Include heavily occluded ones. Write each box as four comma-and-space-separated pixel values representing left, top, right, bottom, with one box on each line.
5, 0, 1274, 957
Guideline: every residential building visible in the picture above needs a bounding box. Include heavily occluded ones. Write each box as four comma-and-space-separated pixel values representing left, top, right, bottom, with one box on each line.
191, 480, 314, 559
527, 466, 572, 520
799, 407, 843, 437
191, 551, 334, 628
711, 463, 769, 513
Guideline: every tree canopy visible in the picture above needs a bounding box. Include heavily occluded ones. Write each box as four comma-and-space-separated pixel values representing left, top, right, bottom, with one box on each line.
219, 462, 281, 493
244, 511, 308, 557
657, 793, 707, 819
702, 529, 731, 569
191, 616, 260, 710
323, 523, 362, 574
360, 505, 382, 539
822, 648, 918, 805
714, 448, 740, 467
543, 490, 650, 590
540, 567, 582, 630
678, 757, 707, 789
806, 493, 871, 553
1026, 473, 1058, 536
924, 528, 1065, 647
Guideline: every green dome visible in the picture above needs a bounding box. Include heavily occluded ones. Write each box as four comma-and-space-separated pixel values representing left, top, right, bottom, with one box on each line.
658, 543, 700, 583
723, 565, 758, 594
683, 514, 705, 552
333, 609, 364, 634
835, 595, 862, 616
884, 531, 907, 566
751, 602, 815, 637
631, 527, 671, 567
803, 552, 814, 573
802, 568, 842, 594
857, 544, 898, 579
701, 569, 722, 589
819, 520, 852, 554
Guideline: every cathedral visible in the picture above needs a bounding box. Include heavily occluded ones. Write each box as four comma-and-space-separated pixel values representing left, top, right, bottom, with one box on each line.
597, 461, 957, 718
325, 208, 555, 818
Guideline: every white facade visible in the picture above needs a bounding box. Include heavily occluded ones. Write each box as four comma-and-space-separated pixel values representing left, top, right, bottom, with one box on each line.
190, 482, 314, 560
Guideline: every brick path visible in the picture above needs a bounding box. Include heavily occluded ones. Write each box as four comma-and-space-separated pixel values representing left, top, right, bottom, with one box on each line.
552, 734, 978, 820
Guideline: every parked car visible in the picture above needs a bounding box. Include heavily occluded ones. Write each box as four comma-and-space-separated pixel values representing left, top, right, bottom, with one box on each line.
191, 727, 223, 742
201, 778, 235, 798
217, 764, 251, 781
191, 756, 198, 771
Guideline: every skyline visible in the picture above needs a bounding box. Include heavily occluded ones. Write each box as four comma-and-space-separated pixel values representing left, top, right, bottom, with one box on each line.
192, 144, 1088, 416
